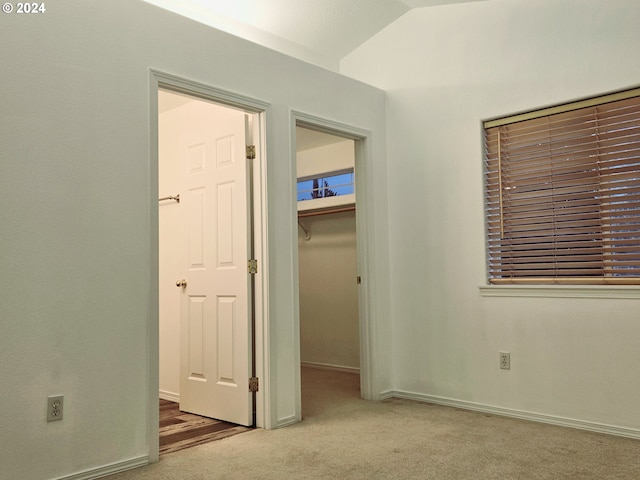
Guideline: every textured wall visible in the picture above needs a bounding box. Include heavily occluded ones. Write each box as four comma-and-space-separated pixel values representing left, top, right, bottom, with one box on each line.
299, 212, 360, 370
0, 1, 389, 478
342, 0, 640, 433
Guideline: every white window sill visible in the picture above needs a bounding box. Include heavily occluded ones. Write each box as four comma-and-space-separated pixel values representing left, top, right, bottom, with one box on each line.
479, 285, 640, 299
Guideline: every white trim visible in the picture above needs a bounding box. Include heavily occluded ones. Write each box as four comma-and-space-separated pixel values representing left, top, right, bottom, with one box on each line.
479, 285, 640, 299
149, 69, 272, 451
152, 70, 270, 114
275, 414, 299, 428
293, 112, 371, 141
147, 70, 161, 465
251, 109, 271, 430
301, 361, 360, 375
51, 456, 149, 480
159, 390, 180, 403
379, 390, 395, 400
391, 390, 640, 440
290, 110, 376, 409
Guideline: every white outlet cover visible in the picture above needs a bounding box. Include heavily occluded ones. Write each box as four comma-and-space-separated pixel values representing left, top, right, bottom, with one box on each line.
47, 395, 64, 422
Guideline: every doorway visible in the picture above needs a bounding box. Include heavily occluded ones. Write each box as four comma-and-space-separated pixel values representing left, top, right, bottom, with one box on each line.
295, 125, 362, 416
155, 80, 267, 450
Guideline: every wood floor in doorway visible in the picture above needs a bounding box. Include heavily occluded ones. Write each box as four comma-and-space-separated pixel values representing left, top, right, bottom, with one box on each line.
159, 399, 252, 455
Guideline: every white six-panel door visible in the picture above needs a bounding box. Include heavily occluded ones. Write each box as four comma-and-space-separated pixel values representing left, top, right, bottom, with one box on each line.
177, 99, 252, 426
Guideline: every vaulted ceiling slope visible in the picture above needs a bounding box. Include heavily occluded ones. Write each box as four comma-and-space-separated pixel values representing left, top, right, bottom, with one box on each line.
143, 0, 488, 71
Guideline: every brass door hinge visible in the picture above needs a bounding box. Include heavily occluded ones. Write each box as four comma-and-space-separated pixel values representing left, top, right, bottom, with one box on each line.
248, 259, 258, 274
249, 377, 259, 393
246, 145, 256, 160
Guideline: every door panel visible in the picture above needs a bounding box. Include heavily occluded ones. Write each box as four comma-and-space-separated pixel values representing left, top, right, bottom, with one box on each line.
178, 99, 251, 426
217, 295, 236, 383
217, 183, 235, 265
187, 296, 206, 379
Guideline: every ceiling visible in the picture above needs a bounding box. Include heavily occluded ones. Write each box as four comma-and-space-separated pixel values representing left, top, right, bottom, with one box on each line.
144, 0, 488, 71
153, 1, 488, 149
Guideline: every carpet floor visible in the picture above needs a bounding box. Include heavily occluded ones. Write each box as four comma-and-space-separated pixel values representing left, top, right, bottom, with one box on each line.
108, 367, 640, 479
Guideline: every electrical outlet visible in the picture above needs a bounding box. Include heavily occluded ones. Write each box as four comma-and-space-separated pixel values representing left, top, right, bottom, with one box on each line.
499, 352, 510, 370
47, 395, 64, 422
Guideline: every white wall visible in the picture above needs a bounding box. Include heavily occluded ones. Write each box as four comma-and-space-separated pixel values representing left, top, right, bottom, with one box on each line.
0, 1, 390, 479
342, 0, 640, 433
298, 213, 359, 370
297, 139, 354, 178
157, 96, 190, 401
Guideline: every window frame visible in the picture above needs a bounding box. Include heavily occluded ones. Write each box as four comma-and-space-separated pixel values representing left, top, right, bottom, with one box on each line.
482, 87, 640, 286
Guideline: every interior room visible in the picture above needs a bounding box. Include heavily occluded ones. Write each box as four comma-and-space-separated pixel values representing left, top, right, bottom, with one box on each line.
2, 1, 639, 479
157, 89, 260, 451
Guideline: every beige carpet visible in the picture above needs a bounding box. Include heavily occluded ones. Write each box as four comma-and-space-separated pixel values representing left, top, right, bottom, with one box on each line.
108, 367, 640, 479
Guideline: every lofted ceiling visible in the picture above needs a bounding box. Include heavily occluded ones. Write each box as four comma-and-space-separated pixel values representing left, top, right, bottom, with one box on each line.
143, 0, 488, 71
153, 1, 489, 150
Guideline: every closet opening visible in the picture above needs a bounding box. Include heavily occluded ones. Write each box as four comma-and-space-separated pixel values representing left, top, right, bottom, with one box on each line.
295, 126, 361, 418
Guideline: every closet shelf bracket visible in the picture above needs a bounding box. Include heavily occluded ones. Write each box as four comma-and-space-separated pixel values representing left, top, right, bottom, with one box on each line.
298, 220, 310, 241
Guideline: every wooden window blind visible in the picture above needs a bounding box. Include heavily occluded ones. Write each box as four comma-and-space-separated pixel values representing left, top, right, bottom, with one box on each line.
484, 89, 640, 285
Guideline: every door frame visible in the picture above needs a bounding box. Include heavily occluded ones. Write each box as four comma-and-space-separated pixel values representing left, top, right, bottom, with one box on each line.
291, 111, 374, 408
148, 70, 270, 461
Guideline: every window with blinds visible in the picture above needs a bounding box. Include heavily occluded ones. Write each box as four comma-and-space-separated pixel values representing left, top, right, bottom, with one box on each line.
483, 89, 640, 285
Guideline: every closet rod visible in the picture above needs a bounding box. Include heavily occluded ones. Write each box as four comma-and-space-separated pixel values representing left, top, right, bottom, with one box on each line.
159, 194, 180, 203
297, 205, 355, 218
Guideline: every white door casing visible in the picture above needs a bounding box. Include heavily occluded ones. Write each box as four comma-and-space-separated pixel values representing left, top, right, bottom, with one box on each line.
178, 99, 252, 426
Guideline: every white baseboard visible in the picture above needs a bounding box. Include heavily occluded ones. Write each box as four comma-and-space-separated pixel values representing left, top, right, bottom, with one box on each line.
276, 414, 299, 428
379, 389, 395, 400
301, 361, 360, 375
391, 389, 640, 440
159, 390, 180, 403
51, 456, 148, 480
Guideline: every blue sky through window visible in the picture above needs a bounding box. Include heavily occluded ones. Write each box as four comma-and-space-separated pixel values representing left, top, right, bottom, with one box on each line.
297, 171, 354, 201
